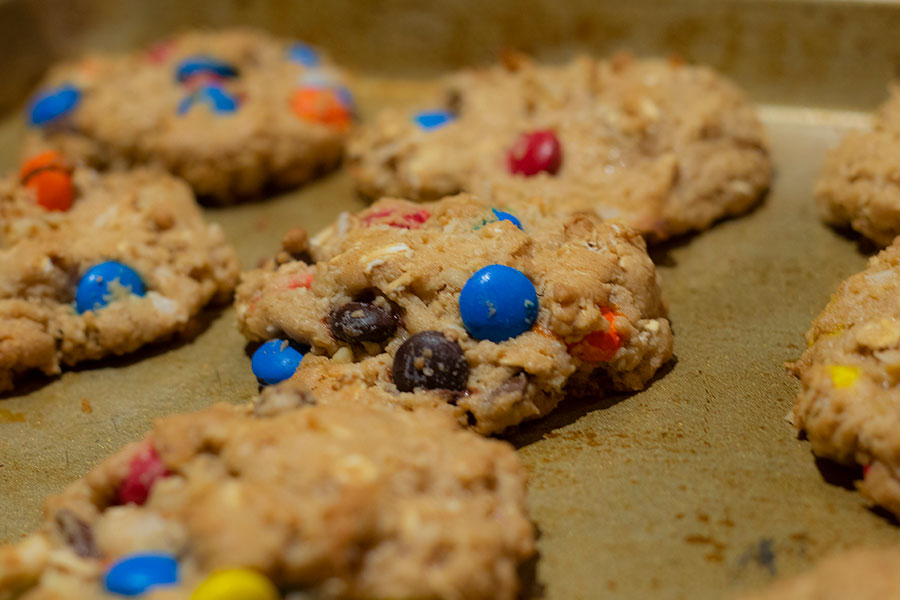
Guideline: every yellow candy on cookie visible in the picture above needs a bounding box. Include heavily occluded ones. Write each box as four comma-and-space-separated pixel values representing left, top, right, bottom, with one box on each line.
191, 569, 279, 600
827, 364, 860, 388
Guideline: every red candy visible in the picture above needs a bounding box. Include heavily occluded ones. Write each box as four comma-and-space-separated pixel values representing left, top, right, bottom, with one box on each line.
568, 310, 622, 363
19, 150, 74, 212
507, 130, 562, 176
287, 273, 313, 290
117, 444, 170, 505
362, 208, 430, 230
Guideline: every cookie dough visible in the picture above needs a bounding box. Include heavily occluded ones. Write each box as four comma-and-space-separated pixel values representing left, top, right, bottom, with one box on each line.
0, 401, 534, 599
237, 193, 673, 435
348, 53, 772, 242
737, 547, 900, 600
0, 154, 239, 392
816, 86, 900, 246
23, 28, 352, 203
790, 238, 900, 517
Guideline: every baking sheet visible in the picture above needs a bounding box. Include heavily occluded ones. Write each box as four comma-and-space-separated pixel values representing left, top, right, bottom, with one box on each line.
2, 1, 900, 599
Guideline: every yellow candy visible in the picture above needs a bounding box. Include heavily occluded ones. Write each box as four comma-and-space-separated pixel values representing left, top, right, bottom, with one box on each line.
827, 364, 860, 389
191, 569, 279, 600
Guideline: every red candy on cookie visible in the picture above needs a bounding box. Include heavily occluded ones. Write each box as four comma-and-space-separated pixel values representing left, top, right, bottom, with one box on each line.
362, 208, 430, 229
290, 87, 353, 130
19, 150, 74, 212
117, 444, 170, 505
568, 309, 622, 362
507, 130, 562, 176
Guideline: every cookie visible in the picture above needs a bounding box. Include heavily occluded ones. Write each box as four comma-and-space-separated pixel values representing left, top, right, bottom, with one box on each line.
23, 28, 353, 203
236, 193, 673, 435
0, 153, 239, 391
737, 547, 900, 600
790, 238, 900, 517
0, 400, 534, 599
347, 53, 772, 242
816, 86, 900, 246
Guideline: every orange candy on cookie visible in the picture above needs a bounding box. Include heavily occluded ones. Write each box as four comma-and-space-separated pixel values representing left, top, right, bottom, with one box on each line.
568, 309, 622, 362
19, 150, 74, 212
290, 87, 353, 129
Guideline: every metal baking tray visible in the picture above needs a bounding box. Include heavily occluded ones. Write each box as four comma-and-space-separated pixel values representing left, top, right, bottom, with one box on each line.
2, 1, 899, 598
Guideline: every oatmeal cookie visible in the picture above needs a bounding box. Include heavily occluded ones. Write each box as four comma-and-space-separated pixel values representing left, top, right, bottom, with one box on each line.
23, 28, 353, 203
790, 238, 900, 517
236, 193, 673, 435
0, 401, 534, 600
816, 86, 900, 246
0, 153, 239, 391
348, 53, 771, 242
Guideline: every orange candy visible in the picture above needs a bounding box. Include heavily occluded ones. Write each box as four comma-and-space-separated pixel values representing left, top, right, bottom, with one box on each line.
290, 87, 352, 129
568, 309, 622, 362
20, 150, 74, 212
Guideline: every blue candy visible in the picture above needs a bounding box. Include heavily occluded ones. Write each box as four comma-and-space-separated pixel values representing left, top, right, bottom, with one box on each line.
287, 42, 320, 67
28, 84, 81, 126
491, 208, 522, 230
177, 85, 239, 116
104, 552, 178, 596
459, 265, 538, 343
335, 86, 356, 115
75, 261, 146, 314
413, 110, 454, 130
252, 339, 306, 385
175, 55, 238, 82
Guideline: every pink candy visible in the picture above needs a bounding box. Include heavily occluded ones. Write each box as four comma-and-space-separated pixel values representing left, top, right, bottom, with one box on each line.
507, 130, 563, 176
117, 444, 169, 505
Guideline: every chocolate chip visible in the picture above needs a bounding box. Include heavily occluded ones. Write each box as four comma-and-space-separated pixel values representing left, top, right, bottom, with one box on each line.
392, 331, 469, 392
328, 302, 397, 344
54, 509, 100, 558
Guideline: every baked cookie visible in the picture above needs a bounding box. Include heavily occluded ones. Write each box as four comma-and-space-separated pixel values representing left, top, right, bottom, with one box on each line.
737, 547, 900, 600
816, 86, 900, 246
347, 53, 771, 242
23, 28, 353, 203
236, 193, 673, 435
790, 239, 900, 517
0, 400, 534, 600
0, 151, 239, 392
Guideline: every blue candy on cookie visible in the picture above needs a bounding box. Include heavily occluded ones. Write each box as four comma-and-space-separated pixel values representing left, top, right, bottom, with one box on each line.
104, 552, 179, 596
287, 42, 320, 67
252, 339, 306, 385
28, 84, 81, 126
75, 261, 146, 314
459, 264, 538, 343
413, 110, 454, 131
177, 85, 239, 115
175, 55, 238, 82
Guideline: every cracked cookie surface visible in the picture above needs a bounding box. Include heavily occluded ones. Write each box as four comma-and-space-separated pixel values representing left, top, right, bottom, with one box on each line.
24, 28, 351, 203
0, 401, 534, 600
237, 193, 673, 435
0, 162, 238, 392
348, 53, 771, 242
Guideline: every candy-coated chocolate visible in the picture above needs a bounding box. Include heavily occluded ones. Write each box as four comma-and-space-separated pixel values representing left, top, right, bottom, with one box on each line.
20, 151, 74, 212
393, 331, 469, 392
104, 552, 179, 596
191, 568, 279, 600
175, 55, 238, 82
507, 130, 562, 176
491, 208, 522, 229
287, 42, 320, 67
413, 110, 454, 130
177, 85, 239, 116
75, 262, 146, 314
117, 444, 169, 506
567, 310, 622, 362
459, 265, 538, 342
290, 87, 353, 128
28, 84, 81, 126
252, 339, 305, 385
827, 364, 860, 388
